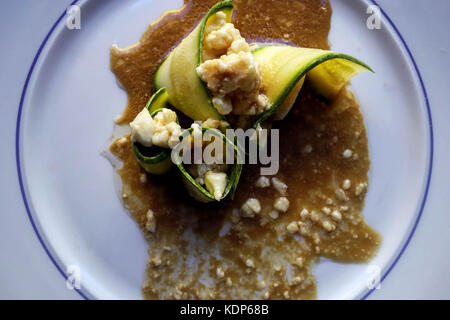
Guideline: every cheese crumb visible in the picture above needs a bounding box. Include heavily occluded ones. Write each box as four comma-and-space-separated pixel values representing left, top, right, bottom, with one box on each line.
331, 210, 342, 221
150, 256, 162, 267
272, 177, 288, 195
198, 12, 268, 116
355, 182, 368, 196
212, 96, 233, 115
255, 176, 271, 188
310, 210, 320, 222
204, 171, 228, 201
300, 208, 310, 219
274, 197, 290, 212
321, 206, 331, 215
268, 210, 279, 220
322, 220, 336, 232
342, 179, 351, 190
216, 267, 225, 278
241, 198, 261, 218
145, 209, 156, 233
286, 221, 299, 233
245, 258, 255, 268
335, 188, 349, 202
343, 149, 353, 159
130, 108, 181, 149
139, 173, 148, 184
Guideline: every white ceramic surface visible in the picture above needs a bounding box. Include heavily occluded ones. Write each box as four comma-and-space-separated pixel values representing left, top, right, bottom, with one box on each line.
1, 0, 449, 299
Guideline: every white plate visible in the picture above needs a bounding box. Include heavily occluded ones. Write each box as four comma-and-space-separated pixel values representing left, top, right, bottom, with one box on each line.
2, 0, 450, 299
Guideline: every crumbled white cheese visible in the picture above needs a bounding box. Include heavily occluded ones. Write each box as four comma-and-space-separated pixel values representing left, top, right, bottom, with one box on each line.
204, 171, 228, 201
204, 11, 227, 34
241, 198, 261, 218
255, 176, 271, 188
150, 256, 162, 267
342, 179, 351, 190
130, 109, 154, 147
298, 222, 308, 236
245, 258, 255, 268
197, 52, 261, 97
310, 210, 320, 222
355, 182, 368, 196
335, 188, 349, 202
322, 220, 336, 232
139, 173, 148, 184
145, 209, 156, 233
130, 108, 181, 149
212, 96, 233, 115
204, 23, 242, 53
216, 267, 225, 279
300, 208, 310, 220
286, 221, 299, 233
197, 12, 268, 116
331, 210, 342, 221
229, 38, 251, 54
274, 197, 290, 212
268, 210, 279, 220
272, 177, 288, 195
342, 149, 353, 159
321, 206, 331, 215
191, 162, 228, 186
203, 118, 225, 129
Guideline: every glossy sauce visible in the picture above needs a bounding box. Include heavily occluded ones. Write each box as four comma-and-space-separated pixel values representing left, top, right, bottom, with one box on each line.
110, 0, 380, 299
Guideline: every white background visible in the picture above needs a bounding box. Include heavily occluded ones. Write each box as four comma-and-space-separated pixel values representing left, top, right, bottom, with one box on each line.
0, 0, 448, 299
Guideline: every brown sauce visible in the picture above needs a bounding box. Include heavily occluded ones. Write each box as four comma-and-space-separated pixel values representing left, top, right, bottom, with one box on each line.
109, 0, 381, 299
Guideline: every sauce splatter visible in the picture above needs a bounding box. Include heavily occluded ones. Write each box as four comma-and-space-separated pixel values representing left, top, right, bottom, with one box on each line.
110, 0, 380, 299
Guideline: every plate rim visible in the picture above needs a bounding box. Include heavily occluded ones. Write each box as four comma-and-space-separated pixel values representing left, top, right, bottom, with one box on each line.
14, 0, 434, 300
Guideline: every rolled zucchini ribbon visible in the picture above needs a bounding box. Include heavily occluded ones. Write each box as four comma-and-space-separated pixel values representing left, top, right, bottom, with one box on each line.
172, 127, 243, 203
154, 0, 234, 122
142, 0, 374, 202
132, 87, 177, 175
154, 0, 373, 128
252, 45, 373, 126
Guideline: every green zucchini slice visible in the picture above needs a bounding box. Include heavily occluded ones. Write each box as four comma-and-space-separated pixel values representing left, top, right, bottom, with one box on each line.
132, 88, 178, 175
252, 45, 373, 125
154, 0, 234, 122
173, 127, 243, 203
145, 86, 169, 114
